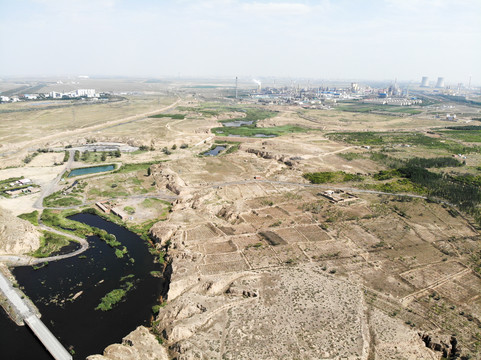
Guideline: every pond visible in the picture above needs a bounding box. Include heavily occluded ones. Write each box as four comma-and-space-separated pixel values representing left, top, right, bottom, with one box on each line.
68, 165, 115, 178
0, 213, 169, 359
203, 146, 226, 156
222, 120, 254, 127
254, 134, 277, 138
227, 134, 277, 138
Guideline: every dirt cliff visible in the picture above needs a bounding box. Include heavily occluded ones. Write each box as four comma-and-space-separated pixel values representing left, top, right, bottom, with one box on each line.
0, 207, 40, 255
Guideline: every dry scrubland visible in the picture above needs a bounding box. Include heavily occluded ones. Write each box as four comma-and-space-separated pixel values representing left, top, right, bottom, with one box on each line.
1, 82, 481, 359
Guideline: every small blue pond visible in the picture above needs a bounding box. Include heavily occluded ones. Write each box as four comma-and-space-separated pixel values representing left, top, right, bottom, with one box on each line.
203, 146, 226, 156
68, 165, 115, 178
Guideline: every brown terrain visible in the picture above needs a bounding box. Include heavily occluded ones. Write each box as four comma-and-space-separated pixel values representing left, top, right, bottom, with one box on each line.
1, 81, 480, 359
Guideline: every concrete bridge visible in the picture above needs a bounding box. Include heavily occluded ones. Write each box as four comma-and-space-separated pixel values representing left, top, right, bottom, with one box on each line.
0, 271, 72, 360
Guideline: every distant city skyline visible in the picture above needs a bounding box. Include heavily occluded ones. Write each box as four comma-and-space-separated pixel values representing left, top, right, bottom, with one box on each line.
0, 0, 480, 85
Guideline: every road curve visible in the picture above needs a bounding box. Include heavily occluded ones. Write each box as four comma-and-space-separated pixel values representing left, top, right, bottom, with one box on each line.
0, 224, 88, 266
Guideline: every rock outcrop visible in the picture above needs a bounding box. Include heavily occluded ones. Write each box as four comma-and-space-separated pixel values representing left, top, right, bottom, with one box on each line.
420, 332, 460, 359
246, 148, 299, 167
86, 326, 169, 360
152, 164, 187, 195
150, 222, 178, 247
0, 207, 40, 255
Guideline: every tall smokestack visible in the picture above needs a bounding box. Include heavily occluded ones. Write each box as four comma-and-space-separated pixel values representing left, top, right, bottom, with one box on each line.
235, 77, 238, 99
253, 79, 262, 93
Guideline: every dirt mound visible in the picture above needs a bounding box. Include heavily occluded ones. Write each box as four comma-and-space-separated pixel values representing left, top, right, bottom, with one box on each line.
0, 207, 40, 255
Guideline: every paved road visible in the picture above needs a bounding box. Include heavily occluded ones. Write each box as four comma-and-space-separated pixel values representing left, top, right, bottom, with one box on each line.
0, 271, 72, 360
33, 149, 74, 209
24, 315, 72, 360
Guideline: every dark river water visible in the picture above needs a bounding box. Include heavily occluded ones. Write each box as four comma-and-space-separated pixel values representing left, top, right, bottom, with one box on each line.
0, 213, 169, 359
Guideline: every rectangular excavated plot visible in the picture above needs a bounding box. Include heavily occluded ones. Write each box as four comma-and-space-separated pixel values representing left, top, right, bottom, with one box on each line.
434, 272, 481, 303
273, 228, 307, 244
293, 214, 315, 224
271, 244, 309, 263
241, 212, 274, 228
199, 260, 249, 275
295, 225, 331, 242
186, 224, 219, 242
231, 234, 264, 249
339, 224, 381, 248
361, 217, 424, 247
204, 240, 237, 254
204, 252, 244, 265
242, 246, 280, 269
257, 206, 290, 219
400, 261, 467, 289
299, 240, 356, 260
377, 242, 445, 268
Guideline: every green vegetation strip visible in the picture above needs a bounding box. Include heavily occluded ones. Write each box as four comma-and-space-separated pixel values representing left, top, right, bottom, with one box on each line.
212, 125, 309, 137
18, 210, 39, 226
336, 103, 422, 115
30, 231, 73, 258
95, 276, 135, 312
149, 113, 185, 119
439, 128, 481, 143
328, 131, 478, 154
303, 171, 363, 184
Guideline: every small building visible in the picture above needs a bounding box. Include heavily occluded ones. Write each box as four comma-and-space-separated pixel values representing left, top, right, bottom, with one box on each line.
111, 207, 126, 220
5, 189, 23, 197
446, 114, 457, 121
96, 201, 110, 214
321, 190, 358, 204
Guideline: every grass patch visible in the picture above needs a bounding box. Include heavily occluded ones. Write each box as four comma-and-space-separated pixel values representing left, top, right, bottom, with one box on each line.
43, 191, 83, 207
337, 152, 365, 161
212, 124, 310, 137
30, 231, 72, 258
336, 103, 422, 115
439, 129, 481, 143
303, 171, 364, 184
149, 113, 185, 119
18, 210, 39, 226
113, 161, 158, 174
124, 206, 135, 215
328, 131, 478, 154
141, 198, 171, 208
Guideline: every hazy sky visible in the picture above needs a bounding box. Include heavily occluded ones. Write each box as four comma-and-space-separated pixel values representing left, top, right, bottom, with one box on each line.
1, 0, 480, 84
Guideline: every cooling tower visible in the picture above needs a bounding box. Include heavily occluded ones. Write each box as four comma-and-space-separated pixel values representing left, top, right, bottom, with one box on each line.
435, 77, 445, 88
421, 76, 429, 87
